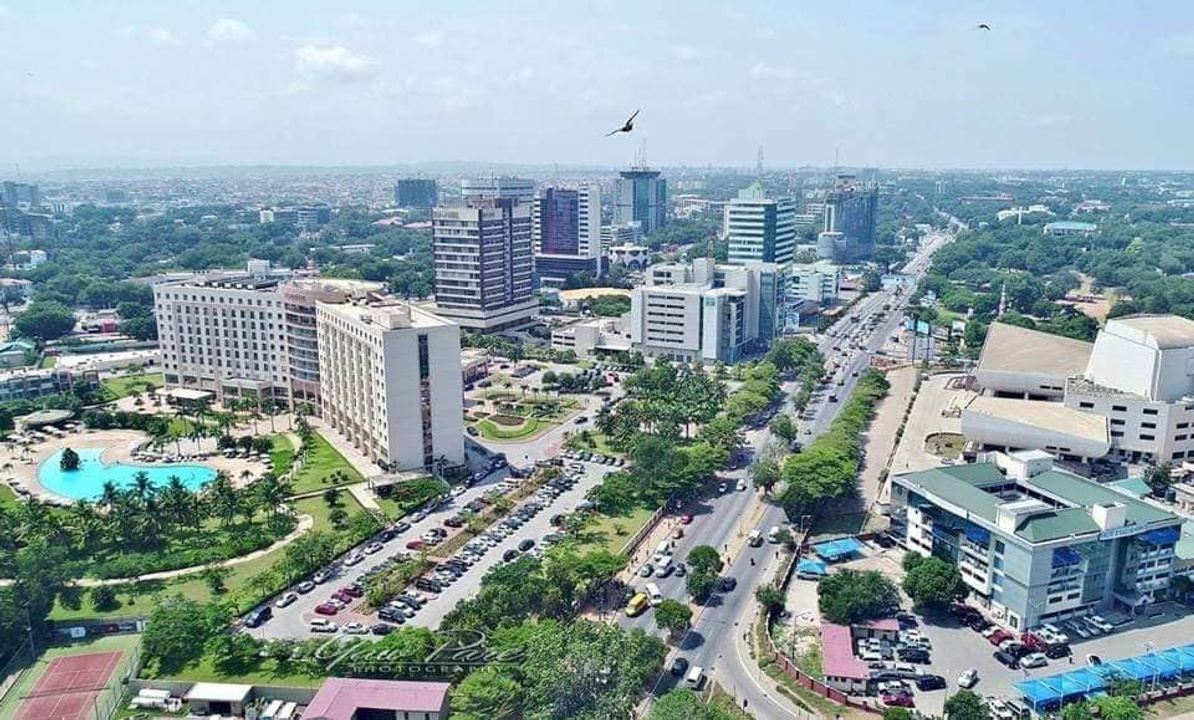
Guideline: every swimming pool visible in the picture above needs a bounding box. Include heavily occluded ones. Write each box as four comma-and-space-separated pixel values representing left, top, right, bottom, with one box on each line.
39, 448, 216, 500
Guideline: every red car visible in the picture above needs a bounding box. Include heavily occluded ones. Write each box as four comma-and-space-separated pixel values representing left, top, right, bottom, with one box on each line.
444, 516, 465, 528
882, 693, 915, 708
332, 590, 355, 604
340, 584, 363, 598
406, 540, 426, 550
1021, 632, 1047, 652
989, 630, 1013, 646
679, 514, 694, 525
314, 603, 339, 616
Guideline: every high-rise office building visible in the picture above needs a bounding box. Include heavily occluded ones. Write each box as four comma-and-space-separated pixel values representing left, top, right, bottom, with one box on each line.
532, 185, 603, 288
724, 181, 797, 265
614, 168, 667, 235
432, 197, 536, 331
817, 175, 878, 263
394, 179, 439, 208
316, 299, 465, 472
1, 181, 40, 209
460, 177, 535, 205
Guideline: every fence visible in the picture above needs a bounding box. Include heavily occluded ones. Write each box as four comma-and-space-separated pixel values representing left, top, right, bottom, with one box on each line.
0, 638, 34, 707
83, 639, 143, 720
617, 505, 665, 557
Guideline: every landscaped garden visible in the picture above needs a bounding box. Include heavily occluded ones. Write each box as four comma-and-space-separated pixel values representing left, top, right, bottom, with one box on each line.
468, 392, 578, 442
288, 431, 363, 494
101, 372, 164, 401
924, 431, 965, 459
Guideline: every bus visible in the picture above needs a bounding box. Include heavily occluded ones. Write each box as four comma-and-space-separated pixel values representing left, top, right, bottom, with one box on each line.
625, 593, 650, 617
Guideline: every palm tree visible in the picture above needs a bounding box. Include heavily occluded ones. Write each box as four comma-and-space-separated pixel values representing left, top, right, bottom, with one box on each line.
160, 476, 194, 529
206, 471, 241, 527
132, 471, 154, 504
100, 481, 120, 511
188, 423, 206, 452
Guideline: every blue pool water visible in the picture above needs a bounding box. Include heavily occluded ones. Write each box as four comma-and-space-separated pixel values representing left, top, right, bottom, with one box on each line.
39, 448, 216, 500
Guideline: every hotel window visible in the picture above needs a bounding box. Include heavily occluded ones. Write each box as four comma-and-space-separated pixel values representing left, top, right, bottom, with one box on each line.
1143, 408, 1159, 416
1112, 405, 1127, 412
1140, 434, 1155, 441
1079, 402, 1094, 409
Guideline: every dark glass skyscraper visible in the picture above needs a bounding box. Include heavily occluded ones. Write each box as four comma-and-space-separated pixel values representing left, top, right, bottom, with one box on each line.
394, 179, 439, 208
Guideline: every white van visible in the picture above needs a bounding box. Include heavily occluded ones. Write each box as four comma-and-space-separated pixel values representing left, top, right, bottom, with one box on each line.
646, 582, 663, 606
767, 525, 783, 543
653, 539, 673, 562
684, 665, 706, 690
654, 555, 673, 577
748, 530, 764, 547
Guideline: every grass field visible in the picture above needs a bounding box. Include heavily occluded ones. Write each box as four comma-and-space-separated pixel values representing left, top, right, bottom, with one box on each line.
564, 431, 621, 457
39, 355, 56, 368
101, 372, 164, 401
148, 652, 324, 688
0, 634, 142, 720
924, 431, 965, 459
0, 482, 19, 510
569, 505, 656, 557
49, 491, 368, 621
288, 431, 364, 494
476, 417, 551, 441
270, 434, 296, 477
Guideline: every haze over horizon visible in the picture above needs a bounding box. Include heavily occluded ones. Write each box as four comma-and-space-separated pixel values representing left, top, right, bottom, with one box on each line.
5, 1, 1194, 172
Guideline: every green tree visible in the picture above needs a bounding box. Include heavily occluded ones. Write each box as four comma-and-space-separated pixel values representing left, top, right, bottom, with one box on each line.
59, 447, 80, 471
817, 570, 899, 625
882, 708, 914, 720
650, 688, 736, 720
451, 666, 523, 720
142, 596, 233, 674
1092, 696, 1143, 720
751, 455, 782, 495
90, 585, 119, 612
943, 689, 990, 720
654, 599, 692, 636
1145, 462, 1173, 498
756, 585, 786, 614
14, 301, 76, 341
769, 413, 797, 441
902, 555, 968, 609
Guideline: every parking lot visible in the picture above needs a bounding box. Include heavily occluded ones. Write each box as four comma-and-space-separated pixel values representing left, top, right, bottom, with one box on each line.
779, 538, 1194, 717
251, 456, 614, 638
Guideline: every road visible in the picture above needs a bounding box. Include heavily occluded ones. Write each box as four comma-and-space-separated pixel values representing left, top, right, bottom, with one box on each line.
626, 230, 953, 718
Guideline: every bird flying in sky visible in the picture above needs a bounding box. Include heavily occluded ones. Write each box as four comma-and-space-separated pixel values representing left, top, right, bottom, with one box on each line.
606, 109, 640, 136
976, 23, 991, 30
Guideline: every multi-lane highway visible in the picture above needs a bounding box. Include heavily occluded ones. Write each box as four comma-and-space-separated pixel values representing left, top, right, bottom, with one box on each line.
625, 230, 952, 717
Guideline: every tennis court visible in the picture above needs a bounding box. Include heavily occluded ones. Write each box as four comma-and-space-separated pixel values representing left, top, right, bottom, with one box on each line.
13, 651, 123, 720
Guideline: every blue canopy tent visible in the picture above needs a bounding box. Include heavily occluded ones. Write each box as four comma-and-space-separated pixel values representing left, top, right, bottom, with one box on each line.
1016, 643, 1194, 712
812, 537, 865, 563
796, 558, 829, 578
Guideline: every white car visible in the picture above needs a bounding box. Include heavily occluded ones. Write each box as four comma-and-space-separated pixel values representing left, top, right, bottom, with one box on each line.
309, 618, 338, 633
363, 542, 384, 555
717, 482, 728, 494
957, 668, 979, 689
275, 591, 298, 608
1088, 614, 1114, 633
736, 479, 747, 491
343, 622, 368, 635
451, 485, 467, 497
1019, 653, 1048, 669
344, 553, 365, 566
312, 570, 331, 584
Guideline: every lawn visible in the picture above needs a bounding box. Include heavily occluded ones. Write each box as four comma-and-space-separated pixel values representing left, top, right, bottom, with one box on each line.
565, 430, 621, 457
101, 372, 164, 401
0, 482, 18, 510
924, 431, 965, 459
39, 355, 56, 368
270, 433, 296, 477
49, 491, 369, 621
569, 505, 656, 557
288, 431, 365, 494
147, 652, 324, 688
476, 417, 552, 441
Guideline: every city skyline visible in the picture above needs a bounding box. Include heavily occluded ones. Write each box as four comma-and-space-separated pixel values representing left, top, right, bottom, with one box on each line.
5, 2, 1194, 171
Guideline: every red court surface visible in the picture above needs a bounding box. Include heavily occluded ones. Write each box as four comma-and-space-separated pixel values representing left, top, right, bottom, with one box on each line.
14, 651, 123, 720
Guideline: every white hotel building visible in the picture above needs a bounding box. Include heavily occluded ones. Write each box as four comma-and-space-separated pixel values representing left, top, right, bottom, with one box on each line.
154, 271, 464, 473
316, 300, 464, 472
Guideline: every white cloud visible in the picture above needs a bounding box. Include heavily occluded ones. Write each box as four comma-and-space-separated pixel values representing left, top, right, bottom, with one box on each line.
671, 44, 698, 61
294, 44, 375, 83
414, 31, 444, 48
750, 62, 794, 80
207, 18, 254, 44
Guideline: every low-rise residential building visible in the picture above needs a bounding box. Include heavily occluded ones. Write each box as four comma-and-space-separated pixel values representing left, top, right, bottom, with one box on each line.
891, 450, 1183, 631
787, 261, 841, 305
608, 243, 649, 269
0, 366, 98, 403
1043, 221, 1098, 236
304, 678, 451, 720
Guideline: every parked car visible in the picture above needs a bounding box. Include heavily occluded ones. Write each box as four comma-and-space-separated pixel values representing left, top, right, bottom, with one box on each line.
670, 657, 690, 677
296, 581, 316, 594
1088, 614, 1114, 633
314, 603, 339, 616
309, 619, 337, 633
1020, 653, 1048, 669
881, 693, 914, 708
915, 675, 946, 691
370, 623, 396, 635
993, 650, 1018, 669
518, 539, 535, 552
406, 540, 427, 551
275, 592, 298, 608
957, 668, 979, 689
343, 622, 368, 635
1045, 644, 1073, 660
244, 606, 272, 628
720, 576, 737, 591
897, 648, 930, 664
679, 514, 694, 524
1086, 654, 1103, 667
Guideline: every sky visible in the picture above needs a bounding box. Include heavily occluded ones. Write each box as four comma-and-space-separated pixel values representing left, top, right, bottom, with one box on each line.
4, 1, 1194, 172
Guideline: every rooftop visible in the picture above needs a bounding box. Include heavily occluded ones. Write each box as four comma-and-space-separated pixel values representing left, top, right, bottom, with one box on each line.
184, 682, 253, 703
821, 622, 869, 680
895, 461, 1179, 544
1107, 314, 1194, 350
1045, 221, 1098, 231
317, 299, 455, 331
964, 396, 1109, 443
977, 322, 1093, 377
304, 678, 450, 719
